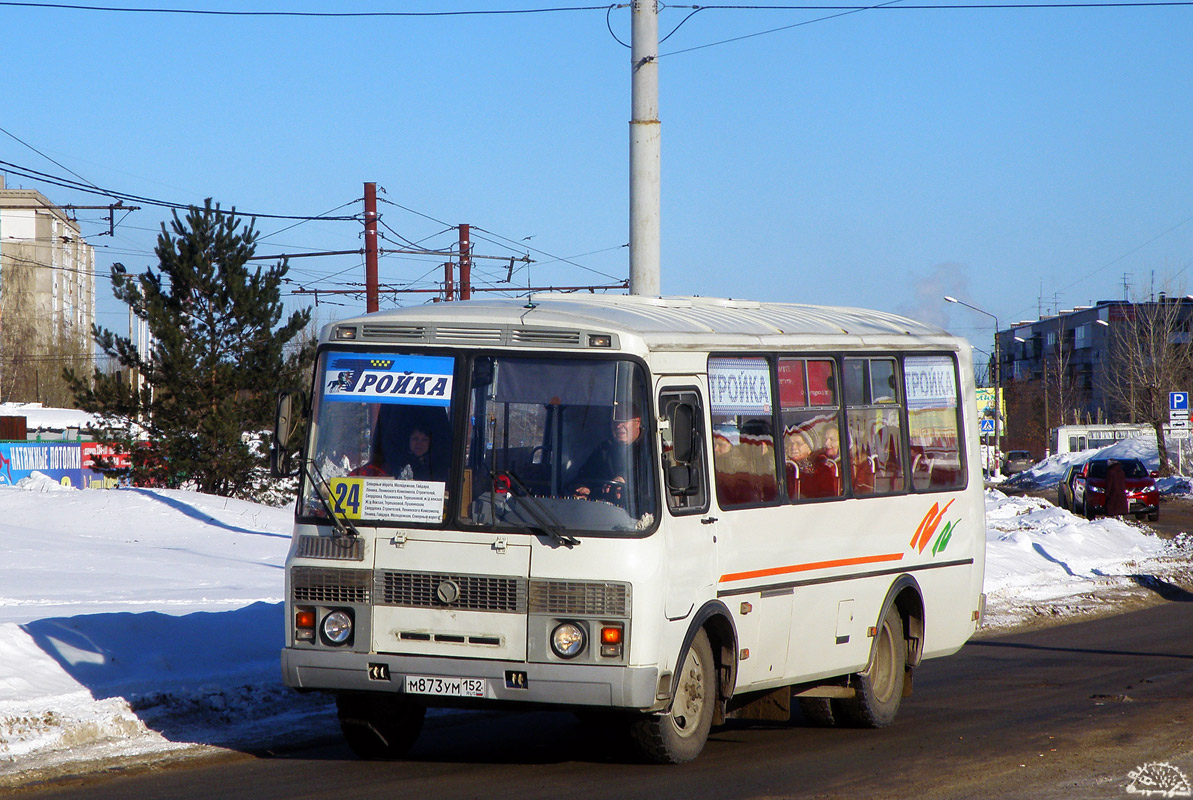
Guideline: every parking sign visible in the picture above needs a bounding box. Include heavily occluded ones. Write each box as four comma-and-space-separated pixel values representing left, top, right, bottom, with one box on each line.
1171, 392, 1188, 411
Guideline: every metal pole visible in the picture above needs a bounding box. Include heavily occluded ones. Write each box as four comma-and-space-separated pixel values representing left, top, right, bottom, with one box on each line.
629, 0, 660, 296
459, 223, 472, 300
364, 182, 379, 312
993, 324, 1001, 476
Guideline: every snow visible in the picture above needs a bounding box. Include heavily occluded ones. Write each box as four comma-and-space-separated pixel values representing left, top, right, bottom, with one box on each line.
1000, 434, 1180, 494
2, 467, 1191, 785
0, 402, 103, 434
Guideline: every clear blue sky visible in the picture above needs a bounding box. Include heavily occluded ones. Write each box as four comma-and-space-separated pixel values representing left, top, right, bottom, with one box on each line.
2, 1, 1191, 364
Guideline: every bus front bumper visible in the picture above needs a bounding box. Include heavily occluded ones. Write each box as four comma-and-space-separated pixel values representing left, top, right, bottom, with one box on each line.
282, 648, 663, 710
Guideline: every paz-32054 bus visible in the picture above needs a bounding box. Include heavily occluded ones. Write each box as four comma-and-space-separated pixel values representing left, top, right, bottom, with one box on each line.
271, 294, 986, 764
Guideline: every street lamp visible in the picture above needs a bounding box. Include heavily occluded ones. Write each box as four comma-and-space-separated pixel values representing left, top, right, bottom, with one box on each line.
945, 295, 1002, 476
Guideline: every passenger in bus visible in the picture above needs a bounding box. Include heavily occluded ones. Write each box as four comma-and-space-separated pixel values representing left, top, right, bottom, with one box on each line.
572, 402, 647, 505
801, 426, 841, 498
851, 439, 876, 495
739, 419, 779, 502
352, 424, 444, 481
822, 426, 841, 462
783, 427, 814, 500
712, 422, 736, 457
390, 425, 438, 482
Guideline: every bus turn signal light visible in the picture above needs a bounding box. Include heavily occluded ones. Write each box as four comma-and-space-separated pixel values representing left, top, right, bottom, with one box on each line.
296, 608, 316, 641
600, 624, 623, 657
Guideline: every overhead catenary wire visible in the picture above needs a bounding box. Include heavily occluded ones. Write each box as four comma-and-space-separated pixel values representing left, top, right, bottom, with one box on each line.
0, 158, 358, 222
0, 2, 620, 17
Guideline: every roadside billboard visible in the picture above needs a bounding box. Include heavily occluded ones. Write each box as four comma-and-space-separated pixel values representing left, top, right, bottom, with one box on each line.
0, 442, 131, 489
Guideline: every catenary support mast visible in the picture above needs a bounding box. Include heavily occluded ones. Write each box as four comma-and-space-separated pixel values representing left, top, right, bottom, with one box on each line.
629, 0, 660, 297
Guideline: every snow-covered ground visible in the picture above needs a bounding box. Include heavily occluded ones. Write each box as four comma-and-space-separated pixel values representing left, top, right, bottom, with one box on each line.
2, 463, 1191, 786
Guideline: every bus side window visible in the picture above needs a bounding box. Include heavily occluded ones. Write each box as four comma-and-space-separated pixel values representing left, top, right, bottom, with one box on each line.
660, 390, 709, 514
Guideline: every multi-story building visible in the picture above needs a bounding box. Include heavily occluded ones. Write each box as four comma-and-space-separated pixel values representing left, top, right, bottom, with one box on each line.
0, 176, 96, 404
996, 297, 1193, 454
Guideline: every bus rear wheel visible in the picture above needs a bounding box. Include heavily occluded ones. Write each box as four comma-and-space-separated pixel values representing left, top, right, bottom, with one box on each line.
834, 606, 906, 728
336, 693, 426, 760
630, 629, 715, 764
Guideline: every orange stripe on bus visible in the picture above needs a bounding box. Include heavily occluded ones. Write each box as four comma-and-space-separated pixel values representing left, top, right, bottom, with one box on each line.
719, 552, 905, 584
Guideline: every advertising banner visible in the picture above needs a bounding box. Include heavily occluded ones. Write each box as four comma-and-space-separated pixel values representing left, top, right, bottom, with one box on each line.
0, 443, 85, 488
0, 442, 133, 489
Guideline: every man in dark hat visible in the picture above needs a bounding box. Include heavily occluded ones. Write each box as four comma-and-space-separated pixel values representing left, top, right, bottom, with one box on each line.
573, 400, 647, 506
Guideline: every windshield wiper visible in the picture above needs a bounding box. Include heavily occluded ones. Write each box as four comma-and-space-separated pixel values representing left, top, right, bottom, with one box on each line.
304, 457, 363, 545
499, 471, 579, 549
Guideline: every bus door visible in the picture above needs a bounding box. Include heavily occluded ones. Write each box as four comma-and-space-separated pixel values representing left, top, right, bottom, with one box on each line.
657, 383, 718, 621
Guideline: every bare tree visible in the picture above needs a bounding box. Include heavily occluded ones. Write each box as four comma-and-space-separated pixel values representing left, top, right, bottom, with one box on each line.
1102, 297, 1193, 475
1044, 316, 1080, 434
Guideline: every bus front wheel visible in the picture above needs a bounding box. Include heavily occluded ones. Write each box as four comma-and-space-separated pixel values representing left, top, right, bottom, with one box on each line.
834, 606, 906, 728
630, 629, 716, 764
336, 693, 426, 760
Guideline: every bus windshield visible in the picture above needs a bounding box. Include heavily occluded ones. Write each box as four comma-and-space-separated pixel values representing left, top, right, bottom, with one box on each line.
460, 355, 657, 535
301, 349, 657, 535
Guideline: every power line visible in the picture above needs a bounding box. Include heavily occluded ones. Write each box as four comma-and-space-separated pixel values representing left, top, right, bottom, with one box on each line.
0, 158, 359, 221
0, 2, 617, 17
657, 1, 1192, 56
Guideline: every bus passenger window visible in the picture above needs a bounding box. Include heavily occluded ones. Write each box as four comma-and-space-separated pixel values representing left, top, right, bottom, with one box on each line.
708, 356, 780, 508
778, 357, 843, 501
905, 355, 965, 491
844, 357, 906, 496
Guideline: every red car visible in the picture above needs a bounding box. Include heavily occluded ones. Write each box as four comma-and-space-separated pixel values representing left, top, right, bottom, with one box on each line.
1072, 458, 1160, 521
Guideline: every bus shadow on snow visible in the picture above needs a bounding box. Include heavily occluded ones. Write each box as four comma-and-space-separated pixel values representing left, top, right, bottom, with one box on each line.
21, 602, 337, 751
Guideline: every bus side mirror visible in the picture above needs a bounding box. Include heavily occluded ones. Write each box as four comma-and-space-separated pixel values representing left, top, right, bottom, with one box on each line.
667, 464, 696, 495
670, 402, 696, 464
271, 389, 306, 478
665, 402, 699, 497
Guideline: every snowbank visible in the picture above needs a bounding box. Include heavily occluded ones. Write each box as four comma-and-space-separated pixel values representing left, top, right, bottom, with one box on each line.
999, 436, 1176, 493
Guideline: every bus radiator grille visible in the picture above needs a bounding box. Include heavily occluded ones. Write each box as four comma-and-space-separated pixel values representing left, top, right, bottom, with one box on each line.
528, 581, 630, 616
290, 567, 372, 604
375, 570, 527, 614
294, 535, 365, 561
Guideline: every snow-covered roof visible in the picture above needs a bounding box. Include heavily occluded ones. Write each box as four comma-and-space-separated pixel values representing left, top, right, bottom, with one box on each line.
0, 403, 102, 432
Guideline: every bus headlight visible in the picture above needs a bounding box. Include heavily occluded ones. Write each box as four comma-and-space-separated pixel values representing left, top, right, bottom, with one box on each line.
550, 622, 586, 659
322, 610, 354, 645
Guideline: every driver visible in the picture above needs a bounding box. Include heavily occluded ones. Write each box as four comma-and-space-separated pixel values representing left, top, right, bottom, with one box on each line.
572, 401, 646, 504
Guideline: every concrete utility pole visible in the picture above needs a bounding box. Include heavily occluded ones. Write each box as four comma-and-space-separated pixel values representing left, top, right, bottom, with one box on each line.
364, 182, 379, 312
629, 0, 661, 297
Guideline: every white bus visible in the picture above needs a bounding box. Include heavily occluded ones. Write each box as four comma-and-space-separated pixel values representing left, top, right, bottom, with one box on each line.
272, 295, 987, 764
1051, 423, 1154, 456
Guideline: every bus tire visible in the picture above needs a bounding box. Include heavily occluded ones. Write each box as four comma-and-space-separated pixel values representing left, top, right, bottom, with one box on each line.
797, 697, 837, 727
834, 605, 906, 728
336, 693, 426, 760
630, 629, 715, 764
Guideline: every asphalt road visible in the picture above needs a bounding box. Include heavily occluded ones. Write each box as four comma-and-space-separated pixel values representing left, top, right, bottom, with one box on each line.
21, 598, 1193, 800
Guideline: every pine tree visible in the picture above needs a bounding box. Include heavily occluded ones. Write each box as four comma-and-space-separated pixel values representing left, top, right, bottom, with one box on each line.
65, 200, 313, 497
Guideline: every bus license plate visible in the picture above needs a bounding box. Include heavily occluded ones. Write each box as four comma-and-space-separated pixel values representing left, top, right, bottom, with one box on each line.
404, 675, 487, 698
